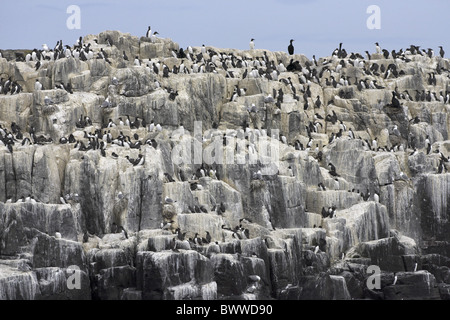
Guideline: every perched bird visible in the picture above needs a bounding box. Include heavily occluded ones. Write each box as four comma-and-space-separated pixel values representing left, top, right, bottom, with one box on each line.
194, 233, 203, 245
150, 31, 159, 43
439, 46, 445, 58
35, 79, 43, 91
314, 96, 321, 109
390, 91, 401, 108
375, 42, 381, 54
119, 226, 128, 239
205, 231, 212, 244
328, 163, 339, 177
249, 38, 255, 50
288, 39, 294, 55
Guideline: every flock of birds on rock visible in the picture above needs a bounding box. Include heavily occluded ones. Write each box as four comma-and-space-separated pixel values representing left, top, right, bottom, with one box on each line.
1, 27, 450, 247
164, 216, 254, 253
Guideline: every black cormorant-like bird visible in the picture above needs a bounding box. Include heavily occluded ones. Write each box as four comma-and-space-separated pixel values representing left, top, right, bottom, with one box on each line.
288, 39, 294, 55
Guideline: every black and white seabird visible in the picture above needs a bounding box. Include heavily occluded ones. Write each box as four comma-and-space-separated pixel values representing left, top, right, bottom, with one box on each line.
375, 42, 381, 54
328, 163, 339, 177
35, 79, 43, 91
194, 233, 202, 245
119, 226, 128, 239
249, 39, 255, 50
150, 31, 159, 43
390, 92, 401, 108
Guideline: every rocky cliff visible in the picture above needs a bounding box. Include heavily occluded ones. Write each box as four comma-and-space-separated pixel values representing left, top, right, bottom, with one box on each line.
0, 31, 449, 300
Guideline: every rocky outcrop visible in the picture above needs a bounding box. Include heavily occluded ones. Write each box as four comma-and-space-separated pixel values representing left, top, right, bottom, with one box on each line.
1, 30, 450, 300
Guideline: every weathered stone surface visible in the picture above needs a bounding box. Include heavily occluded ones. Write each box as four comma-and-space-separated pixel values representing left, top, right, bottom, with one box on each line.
35, 267, 91, 300
136, 250, 213, 300
0, 203, 79, 255
382, 271, 441, 300
0, 264, 41, 300
296, 274, 351, 300
354, 235, 419, 271
94, 266, 136, 300
1, 29, 450, 300
31, 233, 86, 269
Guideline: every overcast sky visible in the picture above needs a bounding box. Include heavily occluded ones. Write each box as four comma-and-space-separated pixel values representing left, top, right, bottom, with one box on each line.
1, 0, 449, 59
